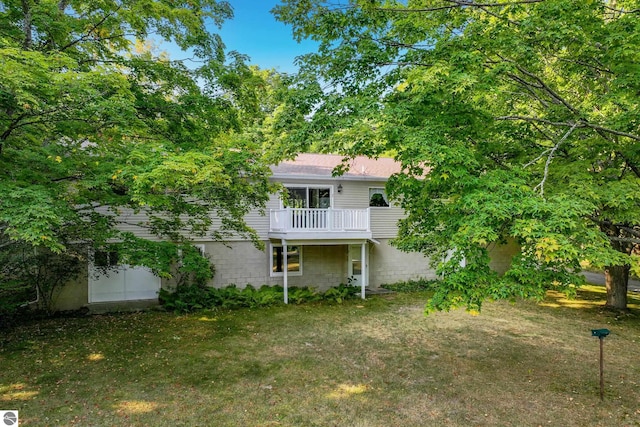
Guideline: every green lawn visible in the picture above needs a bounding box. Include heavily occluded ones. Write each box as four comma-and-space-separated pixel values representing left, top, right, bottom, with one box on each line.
2, 287, 640, 426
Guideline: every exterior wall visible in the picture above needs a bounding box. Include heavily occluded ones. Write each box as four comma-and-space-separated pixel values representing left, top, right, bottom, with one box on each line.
369, 239, 438, 287
331, 180, 375, 209
201, 240, 438, 291
53, 236, 515, 311
370, 208, 403, 239
204, 241, 269, 288
196, 241, 348, 291
487, 239, 520, 275
54, 265, 89, 311
287, 244, 347, 290
110, 178, 407, 242
97, 206, 160, 241
55, 169, 518, 312
273, 178, 404, 238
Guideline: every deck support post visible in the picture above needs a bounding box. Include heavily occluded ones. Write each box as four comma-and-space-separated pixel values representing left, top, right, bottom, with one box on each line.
282, 239, 288, 304
361, 242, 366, 299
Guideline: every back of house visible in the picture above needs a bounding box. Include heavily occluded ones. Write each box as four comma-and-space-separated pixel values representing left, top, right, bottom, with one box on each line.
54, 154, 516, 311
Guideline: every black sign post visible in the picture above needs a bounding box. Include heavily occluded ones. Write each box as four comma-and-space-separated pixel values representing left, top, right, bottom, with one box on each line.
591, 329, 610, 401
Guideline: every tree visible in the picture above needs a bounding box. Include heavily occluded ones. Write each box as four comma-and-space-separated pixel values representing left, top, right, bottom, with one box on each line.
0, 0, 279, 310
274, 0, 640, 311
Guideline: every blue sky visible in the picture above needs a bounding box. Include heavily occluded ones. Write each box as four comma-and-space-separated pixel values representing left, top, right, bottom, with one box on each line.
216, 1, 318, 74
163, 1, 318, 74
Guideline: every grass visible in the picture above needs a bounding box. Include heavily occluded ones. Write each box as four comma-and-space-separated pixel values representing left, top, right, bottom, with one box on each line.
1, 286, 640, 426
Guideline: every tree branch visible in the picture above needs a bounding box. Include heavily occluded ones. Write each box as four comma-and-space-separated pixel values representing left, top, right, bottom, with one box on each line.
608, 236, 640, 244
603, 5, 640, 14
503, 73, 550, 107
375, 61, 434, 68
477, 5, 520, 26
618, 152, 640, 179
523, 147, 551, 168
586, 123, 640, 142
1, 112, 30, 141
496, 115, 574, 127
51, 174, 83, 183
58, 5, 122, 52
619, 226, 640, 238
554, 56, 613, 75
377, 0, 544, 13
533, 122, 578, 197
495, 116, 640, 142
595, 220, 640, 239
512, 64, 581, 115
0, 240, 18, 250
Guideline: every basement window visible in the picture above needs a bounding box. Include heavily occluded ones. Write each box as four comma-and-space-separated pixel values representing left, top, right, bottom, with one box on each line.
270, 244, 302, 276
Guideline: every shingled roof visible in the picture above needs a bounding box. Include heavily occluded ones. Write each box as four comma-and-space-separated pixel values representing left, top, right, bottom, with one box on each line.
271, 153, 401, 180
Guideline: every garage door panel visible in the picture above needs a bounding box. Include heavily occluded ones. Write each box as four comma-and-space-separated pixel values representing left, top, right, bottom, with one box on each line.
89, 264, 160, 303
123, 266, 161, 300
89, 269, 126, 302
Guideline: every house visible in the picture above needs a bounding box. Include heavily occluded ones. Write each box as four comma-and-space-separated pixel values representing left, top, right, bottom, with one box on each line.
53, 154, 517, 311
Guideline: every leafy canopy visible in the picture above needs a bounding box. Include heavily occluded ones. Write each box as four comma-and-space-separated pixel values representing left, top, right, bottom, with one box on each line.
0, 0, 283, 284
274, 0, 640, 311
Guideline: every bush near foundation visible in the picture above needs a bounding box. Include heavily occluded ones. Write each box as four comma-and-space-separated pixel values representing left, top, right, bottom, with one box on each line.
159, 283, 360, 313
381, 279, 439, 293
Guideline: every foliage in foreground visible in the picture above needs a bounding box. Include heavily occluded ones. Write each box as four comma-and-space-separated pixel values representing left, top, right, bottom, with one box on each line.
1, 0, 297, 310
274, 0, 640, 311
381, 278, 439, 293
159, 283, 361, 312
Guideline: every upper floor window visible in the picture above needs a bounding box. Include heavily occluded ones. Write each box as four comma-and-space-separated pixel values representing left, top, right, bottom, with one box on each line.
283, 186, 331, 209
369, 188, 389, 207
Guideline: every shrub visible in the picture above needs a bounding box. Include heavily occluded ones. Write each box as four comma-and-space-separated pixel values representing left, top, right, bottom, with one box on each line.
159, 284, 210, 312
381, 279, 439, 293
159, 283, 360, 313
288, 286, 323, 304
323, 283, 360, 303
0, 243, 82, 317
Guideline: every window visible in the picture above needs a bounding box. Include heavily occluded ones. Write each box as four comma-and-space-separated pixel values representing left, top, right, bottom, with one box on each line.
283, 186, 331, 209
270, 244, 302, 276
369, 188, 389, 207
94, 250, 119, 267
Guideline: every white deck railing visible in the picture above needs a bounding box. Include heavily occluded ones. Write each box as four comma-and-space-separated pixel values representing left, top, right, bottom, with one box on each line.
269, 208, 370, 232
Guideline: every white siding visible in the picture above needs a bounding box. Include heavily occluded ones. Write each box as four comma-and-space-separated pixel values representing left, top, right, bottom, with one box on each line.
332, 180, 375, 209
370, 209, 403, 239
105, 178, 406, 242
331, 180, 404, 238
266, 179, 404, 238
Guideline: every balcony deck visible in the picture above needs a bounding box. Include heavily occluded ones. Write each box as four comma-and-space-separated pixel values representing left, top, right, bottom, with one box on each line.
268, 208, 372, 242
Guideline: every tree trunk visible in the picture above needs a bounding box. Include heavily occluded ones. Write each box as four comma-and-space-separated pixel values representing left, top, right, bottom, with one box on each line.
604, 264, 630, 310
21, 0, 32, 49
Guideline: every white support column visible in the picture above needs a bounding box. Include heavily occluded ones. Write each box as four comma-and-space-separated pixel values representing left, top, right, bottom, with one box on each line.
361, 242, 367, 300
282, 239, 288, 304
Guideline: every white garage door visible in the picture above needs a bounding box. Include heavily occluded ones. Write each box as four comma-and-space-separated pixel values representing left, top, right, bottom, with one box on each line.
89, 251, 161, 303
